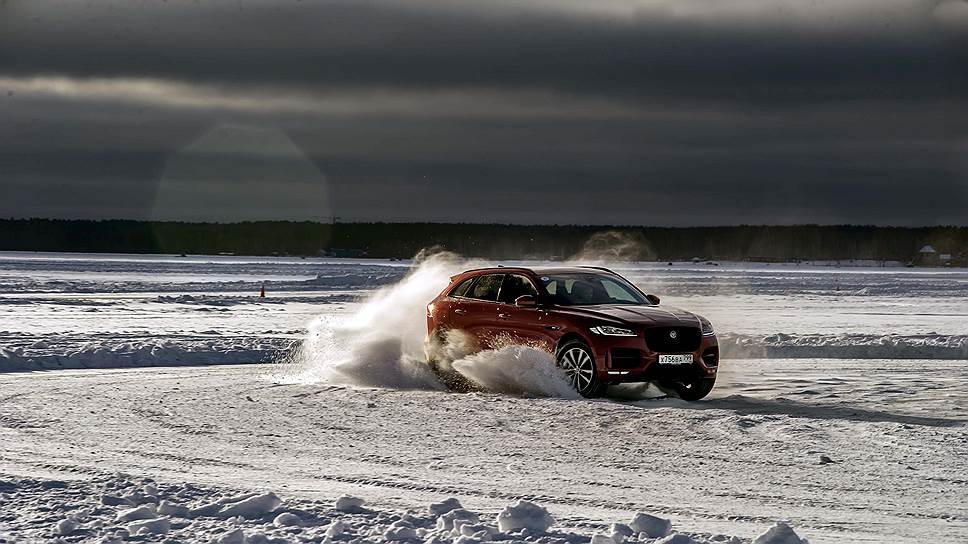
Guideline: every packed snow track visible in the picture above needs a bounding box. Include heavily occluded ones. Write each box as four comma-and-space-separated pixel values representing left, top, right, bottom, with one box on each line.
1, 360, 966, 543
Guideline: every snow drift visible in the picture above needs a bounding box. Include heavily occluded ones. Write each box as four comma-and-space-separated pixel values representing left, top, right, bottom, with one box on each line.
1, 472, 798, 543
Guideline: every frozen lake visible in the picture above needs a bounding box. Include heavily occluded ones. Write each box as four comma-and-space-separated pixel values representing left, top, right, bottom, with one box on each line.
1, 251, 966, 370
0, 251, 966, 543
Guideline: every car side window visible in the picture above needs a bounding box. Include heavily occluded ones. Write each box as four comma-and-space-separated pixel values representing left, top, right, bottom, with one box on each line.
543, 278, 573, 304
498, 274, 538, 303
448, 277, 476, 298
466, 274, 504, 301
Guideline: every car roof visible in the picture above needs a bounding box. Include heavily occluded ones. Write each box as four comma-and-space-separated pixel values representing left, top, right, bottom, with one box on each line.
456, 265, 618, 277
529, 266, 618, 276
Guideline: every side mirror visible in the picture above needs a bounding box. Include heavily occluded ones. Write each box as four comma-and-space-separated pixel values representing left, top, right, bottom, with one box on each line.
515, 295, 538, 308
646, 294, 661, 305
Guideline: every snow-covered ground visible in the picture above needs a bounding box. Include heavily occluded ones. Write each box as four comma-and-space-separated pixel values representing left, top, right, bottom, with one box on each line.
1, 251, 967, 542
3, 251, 967, 370
0, 362, 964, 543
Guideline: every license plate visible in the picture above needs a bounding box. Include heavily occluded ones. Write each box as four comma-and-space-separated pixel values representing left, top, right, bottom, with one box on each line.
658, 354, 693, 365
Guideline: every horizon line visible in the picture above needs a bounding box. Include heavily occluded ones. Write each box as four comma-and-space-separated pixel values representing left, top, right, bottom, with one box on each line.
5, 217, 968, 230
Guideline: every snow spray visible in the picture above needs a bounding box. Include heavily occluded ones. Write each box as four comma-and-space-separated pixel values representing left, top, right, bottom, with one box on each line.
272, 250, 577, 397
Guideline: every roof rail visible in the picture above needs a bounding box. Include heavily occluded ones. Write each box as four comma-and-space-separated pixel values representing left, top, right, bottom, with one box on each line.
578, 265, 618, 274
450, 265, 532, 280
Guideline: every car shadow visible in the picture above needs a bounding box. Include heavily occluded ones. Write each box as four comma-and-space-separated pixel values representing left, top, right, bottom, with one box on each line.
623, 393, 966, 428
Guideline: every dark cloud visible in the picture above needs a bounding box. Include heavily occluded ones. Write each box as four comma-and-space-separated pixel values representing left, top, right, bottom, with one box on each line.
0, 0, 965, 225
2, 1, 966, 103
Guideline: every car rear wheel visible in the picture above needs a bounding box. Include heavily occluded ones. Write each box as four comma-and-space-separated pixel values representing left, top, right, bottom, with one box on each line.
426, 329, 480, 393
661, 376, 716, 401
557, 341, 605, 398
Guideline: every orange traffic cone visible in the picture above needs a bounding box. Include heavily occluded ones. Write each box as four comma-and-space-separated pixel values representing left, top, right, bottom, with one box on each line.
259, 283, 266, 298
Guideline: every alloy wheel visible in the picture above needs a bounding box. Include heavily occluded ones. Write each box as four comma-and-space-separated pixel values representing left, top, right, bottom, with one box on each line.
560, 347, 595, 392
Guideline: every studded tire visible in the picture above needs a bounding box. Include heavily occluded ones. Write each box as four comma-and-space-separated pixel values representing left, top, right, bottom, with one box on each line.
556, 340, 606, 398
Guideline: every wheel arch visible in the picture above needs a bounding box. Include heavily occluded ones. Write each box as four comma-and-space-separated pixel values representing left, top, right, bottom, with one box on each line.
555, 331, 592, 354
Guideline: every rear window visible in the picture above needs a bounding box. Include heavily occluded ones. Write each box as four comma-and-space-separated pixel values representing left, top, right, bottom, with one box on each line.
466, 274, 504, 301
448, 277, 475, 298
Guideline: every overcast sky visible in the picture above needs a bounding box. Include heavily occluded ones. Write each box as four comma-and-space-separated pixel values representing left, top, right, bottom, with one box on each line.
1, 0, 966, 225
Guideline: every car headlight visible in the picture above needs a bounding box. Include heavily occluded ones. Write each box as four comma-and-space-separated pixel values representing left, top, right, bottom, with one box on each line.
698, 316, 715, 336
589, 325, 636, 337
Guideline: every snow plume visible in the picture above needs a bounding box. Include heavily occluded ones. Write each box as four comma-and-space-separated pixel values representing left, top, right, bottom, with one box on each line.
452, 343, 579, 399
569, 230, 656, 263
274, 249, 469, 389
274, 250, 575, 398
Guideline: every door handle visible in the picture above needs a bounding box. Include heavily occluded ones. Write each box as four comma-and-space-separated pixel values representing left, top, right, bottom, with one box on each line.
454, 308, 467, 315
498, 313, 511, 319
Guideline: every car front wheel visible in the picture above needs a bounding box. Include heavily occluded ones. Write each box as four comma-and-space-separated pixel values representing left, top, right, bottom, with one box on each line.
557, 340, 606, 398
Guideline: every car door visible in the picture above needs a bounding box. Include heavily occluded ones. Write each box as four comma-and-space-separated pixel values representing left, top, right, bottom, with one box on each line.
458, 273, 505, 348
435, 275, 477, 332
497, 274, 556, 351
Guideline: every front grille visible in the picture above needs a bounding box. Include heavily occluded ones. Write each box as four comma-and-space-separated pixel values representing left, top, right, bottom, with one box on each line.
609, 348, 642, 369
644, 326, 701, 353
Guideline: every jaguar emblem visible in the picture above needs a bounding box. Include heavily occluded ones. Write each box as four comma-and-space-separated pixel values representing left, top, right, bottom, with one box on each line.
669, 330, 678, 339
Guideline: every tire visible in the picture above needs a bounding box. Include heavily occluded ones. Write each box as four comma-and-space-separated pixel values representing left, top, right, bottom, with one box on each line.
661, 376, 716, 401
426, 329, 480, 393
556, 340, 606, 398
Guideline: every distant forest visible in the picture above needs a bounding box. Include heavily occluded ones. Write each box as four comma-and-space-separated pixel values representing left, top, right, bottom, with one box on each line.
1, 219, 967, 264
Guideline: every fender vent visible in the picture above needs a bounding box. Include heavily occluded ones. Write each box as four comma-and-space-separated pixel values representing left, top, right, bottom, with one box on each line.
609, 348, 642, 369
702, 346, 719, 366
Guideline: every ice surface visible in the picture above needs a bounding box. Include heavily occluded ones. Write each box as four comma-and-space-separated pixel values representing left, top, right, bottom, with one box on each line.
5, 251, 968, 374
2, 251, 968, 543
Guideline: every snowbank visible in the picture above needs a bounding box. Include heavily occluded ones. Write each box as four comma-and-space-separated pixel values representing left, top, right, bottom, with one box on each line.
496, 500, 555, 532
0, 338, 292, 372
0, 473, 782, 544
7, 330, 967, 375
630, 512, 672, 538
721, 333, 968, 360
752, 522, 809, 544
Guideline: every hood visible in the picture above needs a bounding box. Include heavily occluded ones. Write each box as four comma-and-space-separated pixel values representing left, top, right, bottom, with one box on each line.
554, 304, 701, 327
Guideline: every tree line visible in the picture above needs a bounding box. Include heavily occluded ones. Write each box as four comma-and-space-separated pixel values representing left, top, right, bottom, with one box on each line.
1, 219, 966, 264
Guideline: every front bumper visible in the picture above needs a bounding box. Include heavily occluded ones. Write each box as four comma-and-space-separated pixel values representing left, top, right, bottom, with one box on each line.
590, 333, 719, 383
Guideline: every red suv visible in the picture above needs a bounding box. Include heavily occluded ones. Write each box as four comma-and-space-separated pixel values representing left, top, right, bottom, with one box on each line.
426, 266, 719, 399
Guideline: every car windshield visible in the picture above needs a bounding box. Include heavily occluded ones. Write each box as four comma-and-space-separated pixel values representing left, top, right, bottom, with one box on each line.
539, 273, 650, 306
